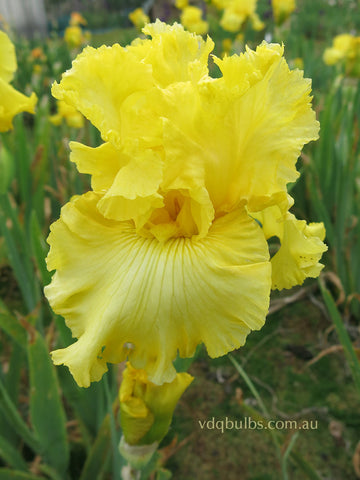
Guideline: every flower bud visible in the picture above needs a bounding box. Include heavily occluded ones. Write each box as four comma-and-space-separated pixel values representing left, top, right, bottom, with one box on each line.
119, 363, 193, 447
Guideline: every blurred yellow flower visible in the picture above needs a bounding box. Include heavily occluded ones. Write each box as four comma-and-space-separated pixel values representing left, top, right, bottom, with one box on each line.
45, 21, 325, 388
50, 100, 84, 128
220, 0, 263, 33
0, 31, 37, 132
69, 11, 87, 26
33, 64, 43, 75
272, 0, 296, 25
64, 25, 89, 49
323, 47, 344, 66
180, 6, 209, 35
235, 32, 244, 42
119, 363, 193, 446
323, 33, 360, 76
250, 12, 265, 31
291, 57, 304, 70
211, 0, 228, 9
175, 0, 189, 9
222, 38, 233, 56
129, 8, 150, 29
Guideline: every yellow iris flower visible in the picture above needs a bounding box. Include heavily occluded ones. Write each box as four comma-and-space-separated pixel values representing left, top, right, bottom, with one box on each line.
272, 0, 296, 25
64, 25, 89, 49
129, 8, 150, 29
175, 0, 189, 9
45, 21, 326, 388
0, 31, 37, 132
219, 0, 264, 33
323, 34, 360, 77
180, 6, 209, 35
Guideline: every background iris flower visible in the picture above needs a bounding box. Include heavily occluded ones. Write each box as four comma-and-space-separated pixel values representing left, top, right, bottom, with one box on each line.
272, 0, 296, 26
180, 6, 209, 35
323, 33, 360, 77
0, 31, 37, 132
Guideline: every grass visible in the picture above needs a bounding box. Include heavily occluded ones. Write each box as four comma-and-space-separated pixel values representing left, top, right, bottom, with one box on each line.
168, 298, 359, 479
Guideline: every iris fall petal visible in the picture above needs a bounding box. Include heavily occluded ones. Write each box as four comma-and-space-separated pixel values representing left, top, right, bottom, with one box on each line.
45, 192, 271, 387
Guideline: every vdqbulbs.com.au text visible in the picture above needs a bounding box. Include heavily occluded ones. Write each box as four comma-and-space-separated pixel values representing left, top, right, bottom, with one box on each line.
198, 416, 318, 434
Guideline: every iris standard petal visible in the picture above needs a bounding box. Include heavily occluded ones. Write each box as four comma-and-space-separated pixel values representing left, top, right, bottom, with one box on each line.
45, 191, 271, 387
70, 141, 165, 228
208, 45, 319, 212
51, 44, 154, 145
130, 20, 214, 87
69, 141, 129, 191
146, 42, 319, 216
97, 148, 164, 227
52, 29, 318, 229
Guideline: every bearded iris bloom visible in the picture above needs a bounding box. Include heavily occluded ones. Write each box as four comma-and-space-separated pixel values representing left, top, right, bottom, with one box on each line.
44, 21, 326, 388
0, 31, 37, 132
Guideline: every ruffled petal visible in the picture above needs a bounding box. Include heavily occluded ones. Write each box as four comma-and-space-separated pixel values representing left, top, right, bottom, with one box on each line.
70, 141, 130, 192
212, 43, 319, 212
254, 205, 327, 290
51, 44, 154, 144
271, 214, 327, 290
97, 148, 164, 227
249, 198, 293, 239
71, 141, 165, 228
52, 31, 318, 231
145, 42, 318, 216
129, 20, 214, 87
45, 191, 271, 387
